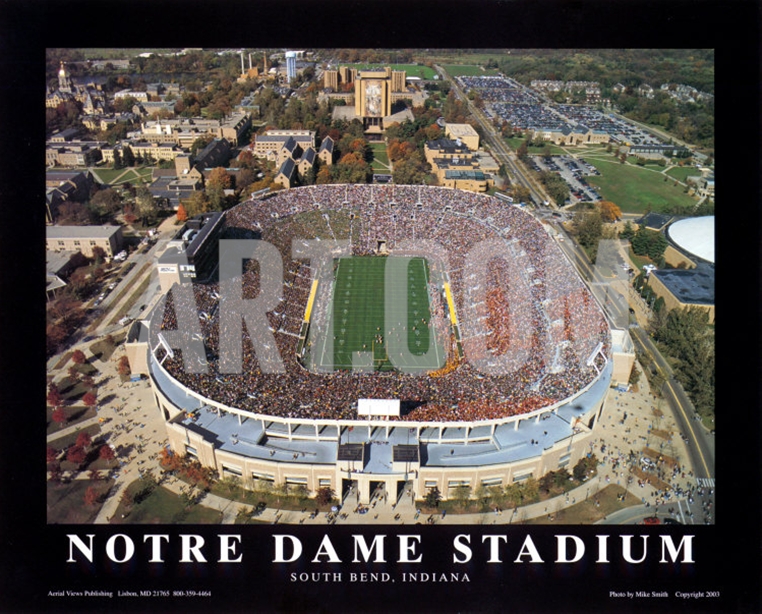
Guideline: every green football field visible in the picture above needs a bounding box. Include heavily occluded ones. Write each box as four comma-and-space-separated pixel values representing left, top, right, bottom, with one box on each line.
311, 256, 445, 372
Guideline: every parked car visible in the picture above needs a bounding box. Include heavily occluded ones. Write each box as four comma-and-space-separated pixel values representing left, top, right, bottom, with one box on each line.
642, 516, 661, 525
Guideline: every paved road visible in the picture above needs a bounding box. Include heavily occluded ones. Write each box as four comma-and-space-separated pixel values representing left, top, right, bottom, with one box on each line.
552, 226, 714, 482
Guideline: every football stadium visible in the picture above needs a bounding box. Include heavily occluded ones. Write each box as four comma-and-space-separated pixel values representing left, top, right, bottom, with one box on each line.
146, 184, 616, 505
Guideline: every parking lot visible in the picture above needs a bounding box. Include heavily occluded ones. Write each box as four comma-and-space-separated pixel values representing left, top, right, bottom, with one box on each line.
458, 76, 673, 148
530, 154, 602, 205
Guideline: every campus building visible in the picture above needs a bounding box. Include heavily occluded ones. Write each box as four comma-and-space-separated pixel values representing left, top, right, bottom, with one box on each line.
330, 67, 414, 136
46, 225, 124, 259
644, 216, 715, 323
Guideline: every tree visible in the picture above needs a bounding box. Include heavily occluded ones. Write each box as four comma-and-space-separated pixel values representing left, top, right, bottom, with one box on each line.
135, 186, 158, 225
117, 355, 131, 376
184, 191, 211, 217
315, 487, 335, 507
66, 445, 87, 467
48, 463, 63, 484
206, 167, 233, 191
424, 486, 442, 509
597, 201, 622, 222
76, 431, 92, 449
99, 445, 116, 461
572, 454, 598, 482
122, 146, 136, 167
52, 406, 67, 427
47, 383, 62, 407
516, 139, 529, 161
71, 349, 87, 365
619, 220, 636, 242
82, 391, 97, 407
91, 246, 108, 266
47, 446, 59, 463
574, 209, 604, 250
89, 189, 122, 223
176, 202, 188, 223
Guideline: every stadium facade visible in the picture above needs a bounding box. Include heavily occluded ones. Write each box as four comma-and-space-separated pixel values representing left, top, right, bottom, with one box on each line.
143, 185, 627, 505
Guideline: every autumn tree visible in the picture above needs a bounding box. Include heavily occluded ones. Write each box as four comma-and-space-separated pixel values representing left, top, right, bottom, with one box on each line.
206, 167, 233, 191
76, 431, 92, 449
71, 349, 87, 365
47, 446, 59, 463
184, 191, 211, 217
52, 406, 67, 427
66, 445, 86, 467
574, 208, 604, 250
82, 391, 97, 407
597, 200, 622, 222
176, 202, 188, 222
47, 383, 62, 407
117, 355, 131, 376
91, 246, 108, 267
99, 445, 116, 461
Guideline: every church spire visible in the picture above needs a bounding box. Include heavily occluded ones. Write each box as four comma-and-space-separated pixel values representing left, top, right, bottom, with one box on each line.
58, 61, 72, 93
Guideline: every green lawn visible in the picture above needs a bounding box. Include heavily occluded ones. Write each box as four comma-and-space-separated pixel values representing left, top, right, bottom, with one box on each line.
504, 137, 565, 155
370, 142, 390, 172
111, 482, 223, 524
91, 166, 154, 186
665, 165, 698, 182
310, 257, 445, 372
582, 156, 697, 215
442, 64, 501, 77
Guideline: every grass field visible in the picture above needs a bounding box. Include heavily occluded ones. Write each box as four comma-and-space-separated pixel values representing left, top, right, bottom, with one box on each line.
370, 142, 391, 172
583, 156, 696, 214
311, 256, 445, 372
91, 166, 153, 186
442, 64, 501, 77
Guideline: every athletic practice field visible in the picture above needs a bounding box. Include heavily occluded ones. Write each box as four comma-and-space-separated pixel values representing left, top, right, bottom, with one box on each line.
310, 256, 446, 372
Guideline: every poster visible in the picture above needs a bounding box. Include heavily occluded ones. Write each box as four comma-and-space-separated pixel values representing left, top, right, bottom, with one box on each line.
0, 1, 758, 612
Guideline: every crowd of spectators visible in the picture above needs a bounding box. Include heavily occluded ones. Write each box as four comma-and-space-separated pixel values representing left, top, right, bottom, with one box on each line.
150, 185, 609, 424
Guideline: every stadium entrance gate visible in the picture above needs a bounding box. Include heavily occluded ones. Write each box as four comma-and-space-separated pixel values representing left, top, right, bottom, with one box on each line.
342, 479, 359, 505
370, 481, 387, 504
396, 480, 414, 505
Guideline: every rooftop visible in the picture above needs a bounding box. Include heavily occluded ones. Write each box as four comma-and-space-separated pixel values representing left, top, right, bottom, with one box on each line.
652, 264, 715, 306
667, 216, 714, 264
46, 225, 122, 239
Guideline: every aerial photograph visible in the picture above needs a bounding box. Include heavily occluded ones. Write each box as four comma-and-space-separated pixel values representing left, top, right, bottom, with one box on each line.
45, 48, 715, 529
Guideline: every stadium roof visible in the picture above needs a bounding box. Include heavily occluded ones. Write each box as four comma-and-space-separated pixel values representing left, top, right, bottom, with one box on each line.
667, 216, 715, 264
